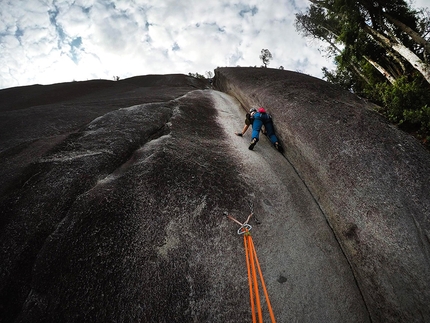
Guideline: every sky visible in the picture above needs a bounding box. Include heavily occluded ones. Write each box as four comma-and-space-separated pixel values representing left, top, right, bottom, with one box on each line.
0, 0, 428, 90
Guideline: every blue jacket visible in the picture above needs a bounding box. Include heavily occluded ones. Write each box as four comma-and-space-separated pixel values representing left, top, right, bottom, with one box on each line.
251, 112, 278, 144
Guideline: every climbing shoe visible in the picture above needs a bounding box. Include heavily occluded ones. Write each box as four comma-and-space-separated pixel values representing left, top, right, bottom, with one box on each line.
248, 138, 257, 150
275, 142, 284, 153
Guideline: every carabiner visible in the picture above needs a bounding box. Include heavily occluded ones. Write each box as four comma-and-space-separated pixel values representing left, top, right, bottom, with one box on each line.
237, 223, 252, 235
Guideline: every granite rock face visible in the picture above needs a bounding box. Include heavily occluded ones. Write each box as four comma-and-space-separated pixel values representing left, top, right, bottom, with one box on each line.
215, 67, 430, 323
1, 68, 427, 322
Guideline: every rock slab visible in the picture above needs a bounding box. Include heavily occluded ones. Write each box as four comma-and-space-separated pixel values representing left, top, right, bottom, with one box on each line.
215, 67, 430, 323
1, 69, 414, 322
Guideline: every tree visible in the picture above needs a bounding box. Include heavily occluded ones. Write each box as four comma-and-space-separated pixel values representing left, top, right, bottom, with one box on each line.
259, 49, 272, 68
305, 0, 430, 84
188, 72, 206, 79
296, 0, 430, 145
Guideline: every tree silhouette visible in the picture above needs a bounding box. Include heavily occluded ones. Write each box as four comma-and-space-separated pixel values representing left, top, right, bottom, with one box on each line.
259, 49, 272, 68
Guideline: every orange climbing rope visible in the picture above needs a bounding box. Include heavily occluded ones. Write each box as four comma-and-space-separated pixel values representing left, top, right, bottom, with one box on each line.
226, 211, 276, 323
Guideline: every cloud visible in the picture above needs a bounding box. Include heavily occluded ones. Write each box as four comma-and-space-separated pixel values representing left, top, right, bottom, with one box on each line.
0, 0, 337, 89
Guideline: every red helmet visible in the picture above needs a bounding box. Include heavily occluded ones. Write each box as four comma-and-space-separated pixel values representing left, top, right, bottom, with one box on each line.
258, 107, 266, 113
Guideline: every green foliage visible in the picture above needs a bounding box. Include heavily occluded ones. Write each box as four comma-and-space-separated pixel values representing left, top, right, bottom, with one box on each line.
188, 72, 206, 79
322, 66, 356, 91
296, 0, 430, 148
403, 105, 430, 130
369, 76, 430, 145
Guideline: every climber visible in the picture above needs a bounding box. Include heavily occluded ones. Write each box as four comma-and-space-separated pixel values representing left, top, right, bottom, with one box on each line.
236, 107, 283, 152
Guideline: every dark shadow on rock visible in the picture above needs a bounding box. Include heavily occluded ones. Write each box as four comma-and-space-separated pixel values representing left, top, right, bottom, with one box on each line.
1, 76, 254, 322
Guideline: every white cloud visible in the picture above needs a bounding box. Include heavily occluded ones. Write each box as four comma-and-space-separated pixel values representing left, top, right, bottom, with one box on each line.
0, 0, 339, 89
409, 0, 429, 9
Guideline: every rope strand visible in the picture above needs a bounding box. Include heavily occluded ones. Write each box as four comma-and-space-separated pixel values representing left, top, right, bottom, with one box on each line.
244, 234, 257, 323
226, 211, 276, 323
249, 235, 276, 323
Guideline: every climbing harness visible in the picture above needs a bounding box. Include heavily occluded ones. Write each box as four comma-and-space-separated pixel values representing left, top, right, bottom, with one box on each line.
224, 209, 276, 323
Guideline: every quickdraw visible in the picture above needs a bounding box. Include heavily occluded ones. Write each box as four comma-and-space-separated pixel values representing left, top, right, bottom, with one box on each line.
224, 208, 276, 323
